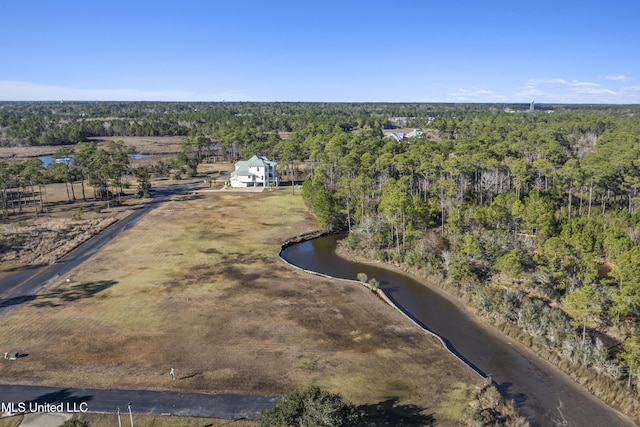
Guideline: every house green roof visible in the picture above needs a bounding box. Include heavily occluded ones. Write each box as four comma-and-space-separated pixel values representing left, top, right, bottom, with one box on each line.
245, 154, 277, 167
230, 163, 255, 177
231, 155, 277, 178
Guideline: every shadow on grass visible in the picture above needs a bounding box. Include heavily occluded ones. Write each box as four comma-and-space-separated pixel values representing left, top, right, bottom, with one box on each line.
0, 280, 118, 310
0, 294, 37, 309
33, 280, 118, 307
357, 397, 435, 426
179, 372, 203, 380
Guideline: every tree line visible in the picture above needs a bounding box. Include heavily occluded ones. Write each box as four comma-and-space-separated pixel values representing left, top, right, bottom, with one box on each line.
0, 140, 148, 217
0, 101, 476, 146
297, 108, 640, 416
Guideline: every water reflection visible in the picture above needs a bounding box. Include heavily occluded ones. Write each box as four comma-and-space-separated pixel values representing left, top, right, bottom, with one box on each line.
37, 153, 155, 167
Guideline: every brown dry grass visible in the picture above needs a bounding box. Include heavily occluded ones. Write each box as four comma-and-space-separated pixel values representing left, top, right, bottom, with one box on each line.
0, 186, 483, 425
89, 136, 184, 155
0, 415, 22, 427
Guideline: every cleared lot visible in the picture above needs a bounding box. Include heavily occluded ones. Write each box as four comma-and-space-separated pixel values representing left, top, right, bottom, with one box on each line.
0, 188, 483, 424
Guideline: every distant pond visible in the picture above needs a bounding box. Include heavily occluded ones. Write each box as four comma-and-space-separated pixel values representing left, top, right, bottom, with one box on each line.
37, 153, 156, 168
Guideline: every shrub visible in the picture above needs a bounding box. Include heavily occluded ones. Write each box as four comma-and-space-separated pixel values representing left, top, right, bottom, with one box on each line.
356, 272, 368, 284
258, 385, 358, 427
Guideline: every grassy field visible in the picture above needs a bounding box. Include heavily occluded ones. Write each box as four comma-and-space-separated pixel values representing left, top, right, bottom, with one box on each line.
0, 415, 22, 427
0, 186, 483, 424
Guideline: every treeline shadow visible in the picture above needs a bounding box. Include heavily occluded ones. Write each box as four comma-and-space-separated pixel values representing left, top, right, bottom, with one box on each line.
0, 294, 36, 309
357, 398, 435, 426
34, 280, 117, 307
0, 280, 117, 309
24, 388, 94, 408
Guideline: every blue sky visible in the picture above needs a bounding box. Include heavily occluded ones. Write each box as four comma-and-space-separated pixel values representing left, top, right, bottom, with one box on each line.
1, 0, 638, 103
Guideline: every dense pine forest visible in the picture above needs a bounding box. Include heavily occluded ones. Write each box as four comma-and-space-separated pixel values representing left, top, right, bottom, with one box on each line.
2, 101, 640, 416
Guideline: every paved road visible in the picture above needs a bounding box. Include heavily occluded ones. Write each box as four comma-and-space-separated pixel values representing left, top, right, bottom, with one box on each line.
0, 268, 40, 295
0, 384, 277, 420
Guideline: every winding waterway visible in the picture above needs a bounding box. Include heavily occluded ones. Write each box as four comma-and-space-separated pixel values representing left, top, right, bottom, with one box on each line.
281, 234, 636, 427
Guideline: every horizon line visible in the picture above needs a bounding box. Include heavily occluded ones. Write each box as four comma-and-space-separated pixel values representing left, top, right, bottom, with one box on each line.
1, 100, 638, 106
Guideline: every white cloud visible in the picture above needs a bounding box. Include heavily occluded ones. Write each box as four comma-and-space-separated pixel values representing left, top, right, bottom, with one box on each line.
570, 86, 616, 96
515, 77, 640, 103
0, 81, 254, 102
570, 80, 599, 88
446, 88, 506, 102
523, 79, 601, 90
522, 79, 569, 89
2, 78, 638, 104
605, 75, 632, 82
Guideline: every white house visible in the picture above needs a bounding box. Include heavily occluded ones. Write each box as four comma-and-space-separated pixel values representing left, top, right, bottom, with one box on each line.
383, 131, 405, 142
229, 155, 280, 188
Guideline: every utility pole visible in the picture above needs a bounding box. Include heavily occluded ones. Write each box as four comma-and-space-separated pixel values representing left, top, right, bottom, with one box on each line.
128, 402, 134, 427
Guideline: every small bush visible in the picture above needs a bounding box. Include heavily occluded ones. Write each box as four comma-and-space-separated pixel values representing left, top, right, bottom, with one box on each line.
258, 385, 358, 427
71, 211, 82, 221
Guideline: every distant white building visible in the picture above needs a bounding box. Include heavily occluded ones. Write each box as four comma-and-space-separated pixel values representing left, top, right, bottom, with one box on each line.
388, 116, 408, 126
383, 128, 425, 142
383, 131, 405, 142
405, 128, 424, 138
230, 155, 279, 188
